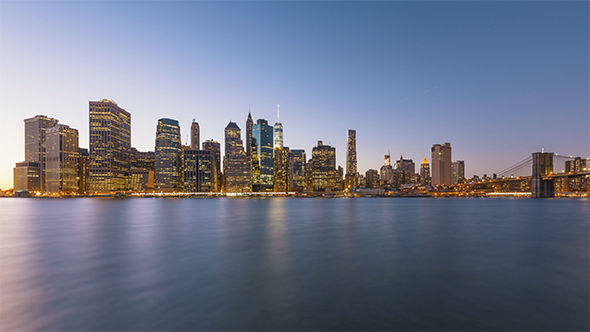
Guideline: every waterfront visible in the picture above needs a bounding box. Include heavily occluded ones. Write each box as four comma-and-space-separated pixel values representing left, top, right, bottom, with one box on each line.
1, 197, 588, 330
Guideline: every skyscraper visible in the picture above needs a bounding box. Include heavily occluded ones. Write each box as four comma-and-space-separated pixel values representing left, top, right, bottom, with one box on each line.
380, 153, 394, 185
274, 105, 283, 149
155, 118, 182, 192
420, 157, 431, 186
224, 121, 241, 157
289, 149, 306, 190
13, 162, 41, 192
365, 169, 380, 189
24, 115, 59, 192
345, 129, 359, 189
184, 149, 217, 192
224, 139, 251, 192
203, 139, 221, 191
451, 160, 465, 184
431, 142, 452, 186
246, 108, 253, 161
274, 146, 290, 192
78, 148, 90, 194
45, 124, 79, 193
311, 141, 336, 192
252, 119, 274, 191
191, 119, 200, 150
89, 100, 131, 192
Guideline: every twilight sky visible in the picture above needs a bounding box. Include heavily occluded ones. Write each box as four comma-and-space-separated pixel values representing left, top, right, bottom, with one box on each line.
0, 1, 588, 189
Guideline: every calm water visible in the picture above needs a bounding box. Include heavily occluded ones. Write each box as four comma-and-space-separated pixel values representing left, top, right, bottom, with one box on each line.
1, 197, 588, 331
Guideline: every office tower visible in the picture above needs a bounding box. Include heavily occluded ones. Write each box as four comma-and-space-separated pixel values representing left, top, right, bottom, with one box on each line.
274, 146, 290, 192
223, 139, 251, 192
13, 162, 41, 192
305, 158, 313, 189
155, 118, 182, 192
24, 115, 59, 192
129, 148, 155, 192
252, 119, 274, 191
89, 100, 131, 192
274, 105, 283, 149
380, 154, 394, 185
191, 119, 200, 150
203, 139, 221, 191
184, 149, 217, 192
365, 169, 380, 189
289, 149, 306, 190
224, 121, 241, 157
311, 141, 336, 192
395, 155, 416, 185
45, 124, 79, 193
246, 109, 253, 160
431, 142, 452, 186
420, 157, 431, 186
345, 129, 359, 189
451, 160, 465, 184
78, 148, 90, 194
566, 157, 587, 173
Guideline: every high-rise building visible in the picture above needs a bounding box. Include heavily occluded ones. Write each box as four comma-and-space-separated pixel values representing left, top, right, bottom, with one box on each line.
365, 169, 380, 189
129, 148, 154, 192
420, 157, 431, 186
24, 115, 59, 191
246, 109, 253, 161
345, 129, 359, 189
45, 124, 79, 193
89, 100, 131, 192
252, 119, 274, 191
431, 142, 452, 186
13, 162, 41, 192
395, 155, 415, 174
566, 157, 587, 173
311, 141, 336, 192
203, 139, 221, 191
274, 147, 290, 192
451, 160, 465, 184
130, 148, 155, 171
191, 119, 200, 150
224, 121, 241, 157
274, 105, 283, 149
184, 149, 217, 192
380, 154, 394, 185
155, 118, 182, 192
223, 139, 251, 192
78, 148, 90, 194
289, 149, 306, 190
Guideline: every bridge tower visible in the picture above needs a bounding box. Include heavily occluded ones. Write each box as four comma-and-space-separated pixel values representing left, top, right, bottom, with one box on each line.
531, 152, 555, 198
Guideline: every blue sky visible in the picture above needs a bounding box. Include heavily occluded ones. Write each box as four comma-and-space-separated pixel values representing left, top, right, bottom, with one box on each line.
0, 1, 588, 189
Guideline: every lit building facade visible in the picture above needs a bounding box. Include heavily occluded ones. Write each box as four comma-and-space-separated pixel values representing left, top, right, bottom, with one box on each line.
191, 120, 200, 150
224, 140, 251, 192
431, 142, 452, 186
451, 160, 465, 184
420, 157, 431, 186
203, 139, 222, 191
311, 141, 336, 192
78, 148, 90, 194
274, 147, 290, 192
89, 100, 131, 192
24, 115, 59, 192
345, 129, 359, 189
13, 162, 41, 192
155, 118, 182, 192
252, 119, 274, 191
289, 149, 306, 190
184, 149, 218, 192
224, 121, 241, 157
274, 105, 283, 149
566, 157, 587, 173
380, 154, 394, 185
45, 124, 79, 193
365, 169, 380, 189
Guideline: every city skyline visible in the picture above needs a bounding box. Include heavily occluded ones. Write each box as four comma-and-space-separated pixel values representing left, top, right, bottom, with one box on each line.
1, 1, 588, 189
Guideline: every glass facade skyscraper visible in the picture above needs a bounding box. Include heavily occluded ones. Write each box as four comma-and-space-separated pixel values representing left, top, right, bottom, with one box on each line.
273, 105, 283, 149
24, 115, 58, 192
289, 149, 306, 190
312, 141, 336, 192
89, 100, 131, 192
46, 124, 79, 193
431, 142, 452, 186
252, 119, 274, 191
155, 118, 182, 192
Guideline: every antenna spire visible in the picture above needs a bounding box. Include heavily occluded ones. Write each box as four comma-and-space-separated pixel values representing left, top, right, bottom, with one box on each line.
249, 103, 251, 113
277, 104, 280, 122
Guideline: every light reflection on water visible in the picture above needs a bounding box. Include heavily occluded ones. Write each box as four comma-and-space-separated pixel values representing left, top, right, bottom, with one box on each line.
0, 197, 588, 331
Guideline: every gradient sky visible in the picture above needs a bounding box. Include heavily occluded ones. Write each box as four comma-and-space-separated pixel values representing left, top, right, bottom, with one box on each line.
0, 1, 588, 189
